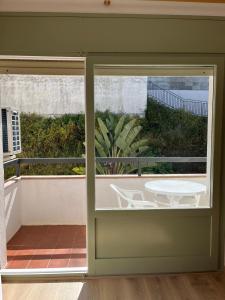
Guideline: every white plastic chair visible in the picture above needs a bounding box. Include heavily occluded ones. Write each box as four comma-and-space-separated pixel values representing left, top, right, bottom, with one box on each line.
110, 184, 158, 209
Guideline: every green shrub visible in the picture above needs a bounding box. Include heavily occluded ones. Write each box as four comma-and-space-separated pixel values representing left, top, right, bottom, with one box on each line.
142, 98, 207, 173
4, 102, 207, 178
5, 113, 85, 178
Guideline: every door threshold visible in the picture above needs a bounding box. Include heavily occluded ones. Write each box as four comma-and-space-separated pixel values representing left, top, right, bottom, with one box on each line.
1, 267, 88, 281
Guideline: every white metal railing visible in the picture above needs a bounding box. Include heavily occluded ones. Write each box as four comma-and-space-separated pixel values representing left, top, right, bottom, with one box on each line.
148, 81, 208, 116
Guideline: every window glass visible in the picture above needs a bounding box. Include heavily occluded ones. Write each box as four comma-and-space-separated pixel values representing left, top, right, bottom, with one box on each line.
94, 65, 214, 210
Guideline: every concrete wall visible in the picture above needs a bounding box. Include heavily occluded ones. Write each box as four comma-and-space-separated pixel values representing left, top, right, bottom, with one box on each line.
149, 77, 209, 91
0, 74, 208, 116
0, 75, 85, 115
95, 76, 147, 115
0, 75, 147, 115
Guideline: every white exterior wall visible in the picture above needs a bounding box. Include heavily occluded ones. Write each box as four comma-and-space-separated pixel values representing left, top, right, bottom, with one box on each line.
20, 176, 87, 226
95, 175, 208, 209
4, 175, 207, 244
4, 179, 21, 242
0, 75, 147, 115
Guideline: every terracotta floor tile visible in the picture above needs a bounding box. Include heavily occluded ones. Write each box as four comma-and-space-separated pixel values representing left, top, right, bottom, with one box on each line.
38, 241, 58, 249
71, 248, 87, 255
6, 225, 87, 269
68, 258, 87, 268
48, 258, 69, 268
70, 253, 86, 259
7, 248, 17, 259
55, 242, 74, 249
53, 248, 72, 255
33, 248, 56, 255
6, 257, 30, 269
27, 256, 51, 269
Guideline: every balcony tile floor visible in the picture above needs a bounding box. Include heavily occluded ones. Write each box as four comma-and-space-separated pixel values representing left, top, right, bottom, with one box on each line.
6, 225, 86, 269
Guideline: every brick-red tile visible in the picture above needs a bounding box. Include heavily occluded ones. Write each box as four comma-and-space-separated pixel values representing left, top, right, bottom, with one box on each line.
6, 225, 87, 269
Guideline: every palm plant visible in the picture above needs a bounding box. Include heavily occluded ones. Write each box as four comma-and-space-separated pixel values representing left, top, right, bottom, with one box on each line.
95, 114, 149, 174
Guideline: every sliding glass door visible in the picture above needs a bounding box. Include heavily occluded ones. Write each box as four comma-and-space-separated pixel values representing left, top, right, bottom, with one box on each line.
86, 55, 224, 275
0, 56, 224, 277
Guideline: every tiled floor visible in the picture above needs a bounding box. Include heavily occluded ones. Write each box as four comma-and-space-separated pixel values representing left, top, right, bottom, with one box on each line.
6, 225, 87, 269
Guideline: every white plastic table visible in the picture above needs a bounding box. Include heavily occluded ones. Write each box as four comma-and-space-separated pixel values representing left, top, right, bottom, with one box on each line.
145, 180, 206, 207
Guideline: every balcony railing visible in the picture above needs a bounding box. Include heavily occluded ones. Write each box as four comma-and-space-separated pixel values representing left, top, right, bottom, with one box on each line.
4, 157, 209, 251
4, 157, 207, 177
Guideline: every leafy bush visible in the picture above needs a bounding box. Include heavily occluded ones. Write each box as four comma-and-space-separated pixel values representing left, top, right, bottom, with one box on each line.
95, 114, 150, 174
142, 98, 207, 173
4, 101, 207, 178
6, 113, 86, 178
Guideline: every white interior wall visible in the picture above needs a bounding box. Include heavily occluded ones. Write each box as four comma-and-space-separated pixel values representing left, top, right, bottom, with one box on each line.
1, 0, 225, 17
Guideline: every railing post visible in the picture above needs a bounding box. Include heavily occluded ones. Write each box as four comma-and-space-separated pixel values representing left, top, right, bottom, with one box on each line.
200, 102, 203, 116
138, 160, 141, 176
16, 159, 21, 177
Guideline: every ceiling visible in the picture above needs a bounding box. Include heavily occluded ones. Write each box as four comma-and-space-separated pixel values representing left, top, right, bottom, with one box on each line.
1, 0, 225, 17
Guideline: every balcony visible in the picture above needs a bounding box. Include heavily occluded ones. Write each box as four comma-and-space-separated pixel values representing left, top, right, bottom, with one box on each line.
3, 157, 208, 270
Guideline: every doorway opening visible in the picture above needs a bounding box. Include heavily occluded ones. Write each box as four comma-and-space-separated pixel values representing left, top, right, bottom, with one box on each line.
1, 58, 87, 271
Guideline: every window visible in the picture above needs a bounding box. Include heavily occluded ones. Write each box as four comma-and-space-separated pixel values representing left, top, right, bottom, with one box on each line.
94, 65, 215, 210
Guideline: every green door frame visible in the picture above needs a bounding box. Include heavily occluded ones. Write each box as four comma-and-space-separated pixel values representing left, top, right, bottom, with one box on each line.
85, 54, 225, 276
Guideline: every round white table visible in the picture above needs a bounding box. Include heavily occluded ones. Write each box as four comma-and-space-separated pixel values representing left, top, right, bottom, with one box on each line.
145, 180, 206, 207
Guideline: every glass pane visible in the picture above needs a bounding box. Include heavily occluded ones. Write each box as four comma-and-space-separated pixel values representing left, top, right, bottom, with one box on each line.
94, 65, 214, 210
